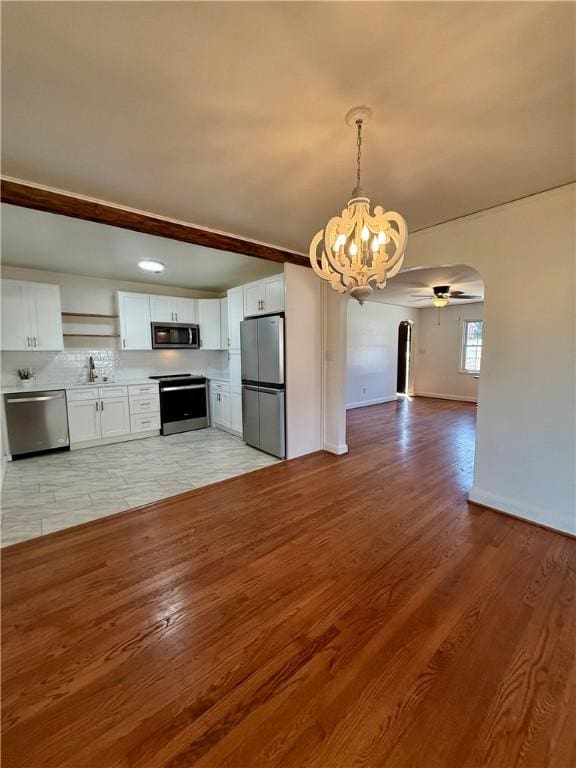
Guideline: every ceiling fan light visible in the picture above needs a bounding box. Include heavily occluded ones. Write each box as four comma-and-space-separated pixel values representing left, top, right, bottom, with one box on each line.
432, 297, 449, 308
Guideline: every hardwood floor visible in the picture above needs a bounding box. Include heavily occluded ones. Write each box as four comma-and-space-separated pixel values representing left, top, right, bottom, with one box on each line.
2, 398, 575, 767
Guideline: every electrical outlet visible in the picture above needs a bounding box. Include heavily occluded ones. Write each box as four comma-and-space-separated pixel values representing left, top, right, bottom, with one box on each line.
361, 386, 367, 395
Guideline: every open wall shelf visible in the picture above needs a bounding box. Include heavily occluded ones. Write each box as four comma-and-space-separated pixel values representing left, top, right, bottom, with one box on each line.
61, 312, 118, 319
63, 333, 120, 338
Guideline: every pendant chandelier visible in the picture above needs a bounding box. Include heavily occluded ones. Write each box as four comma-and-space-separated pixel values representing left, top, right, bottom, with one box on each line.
309, 106, 408, 304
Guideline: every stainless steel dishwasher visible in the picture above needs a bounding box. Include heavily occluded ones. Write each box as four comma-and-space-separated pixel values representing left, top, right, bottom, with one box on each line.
4, 390, 69, 458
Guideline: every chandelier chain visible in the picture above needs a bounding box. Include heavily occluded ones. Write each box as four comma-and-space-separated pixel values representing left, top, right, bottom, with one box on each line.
356, 119, 363, 188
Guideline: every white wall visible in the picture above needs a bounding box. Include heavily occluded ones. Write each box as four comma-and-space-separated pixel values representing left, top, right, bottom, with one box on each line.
284, 263, 323, 459
416, 303, 484, 402
346, 301, 418, 408
325, 184, 576, 535
0, 265, 228, 386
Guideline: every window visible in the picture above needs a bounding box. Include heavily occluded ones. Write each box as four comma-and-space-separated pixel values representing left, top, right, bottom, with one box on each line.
460, 320, 483, 373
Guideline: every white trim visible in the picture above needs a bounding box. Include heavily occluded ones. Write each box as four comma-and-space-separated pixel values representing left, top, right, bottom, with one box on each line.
409, 183, 575, 239
70, 430, 159, 450
346, 395, 397, 410
324, 442, 349, 455
459, 318, 483, 375
415, 391, 477, 403
469, 487, 576, 537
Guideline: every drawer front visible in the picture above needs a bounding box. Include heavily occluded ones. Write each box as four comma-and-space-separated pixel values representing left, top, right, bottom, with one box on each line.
129, 383, 159, 397
67, 387, 99, 401
211, 380, 230, 392
130, 413, 161, 433
130, 396, 160, 415
99, 386, 127, 399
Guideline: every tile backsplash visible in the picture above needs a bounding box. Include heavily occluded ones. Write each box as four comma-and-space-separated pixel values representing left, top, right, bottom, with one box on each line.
1, 348, 229, 387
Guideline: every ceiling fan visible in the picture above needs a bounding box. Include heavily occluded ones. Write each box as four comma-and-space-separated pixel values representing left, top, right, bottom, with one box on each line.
409, 285, 481, 308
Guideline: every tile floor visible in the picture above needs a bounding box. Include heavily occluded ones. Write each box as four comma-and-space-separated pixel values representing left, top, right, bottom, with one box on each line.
1, 428, 279, 546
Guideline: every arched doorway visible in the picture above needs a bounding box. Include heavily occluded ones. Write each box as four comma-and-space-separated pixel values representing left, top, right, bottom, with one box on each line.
397, 321, 412, 395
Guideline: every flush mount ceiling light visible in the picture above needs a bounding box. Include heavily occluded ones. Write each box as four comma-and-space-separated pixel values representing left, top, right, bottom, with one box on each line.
309, 106, 408, 305
432, 297, 450, 308
138, 259, 165, 273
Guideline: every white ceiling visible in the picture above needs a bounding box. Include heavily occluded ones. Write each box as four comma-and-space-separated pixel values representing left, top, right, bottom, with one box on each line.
0, 204, 282, 290
368, 265, 483, 308
1, 2, 574, 254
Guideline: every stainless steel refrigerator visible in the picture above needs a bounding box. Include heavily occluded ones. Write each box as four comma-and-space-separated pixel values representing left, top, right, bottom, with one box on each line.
240, 314, 285, 458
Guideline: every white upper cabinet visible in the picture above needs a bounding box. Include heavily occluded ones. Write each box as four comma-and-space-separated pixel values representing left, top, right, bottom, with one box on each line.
1, 279, 63, 351
29, 282, 65, 350
150, 295, 197, 324
1, 280, 31, 351
175, 297, 197, 324
220, 298, 229, 350
227, 286, 244, 352
117, 292, 152, 350
243, 274, 284, 316
150, 295, 177, 323
244, 282, 264, 317
264, 275, 285, 314
197, 299, 222, 349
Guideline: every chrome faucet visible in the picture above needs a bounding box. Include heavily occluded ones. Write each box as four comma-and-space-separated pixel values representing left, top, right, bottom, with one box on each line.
88, 356, 98, 383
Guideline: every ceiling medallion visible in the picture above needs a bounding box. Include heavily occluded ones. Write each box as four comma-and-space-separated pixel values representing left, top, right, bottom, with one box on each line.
309, 106, 408, 304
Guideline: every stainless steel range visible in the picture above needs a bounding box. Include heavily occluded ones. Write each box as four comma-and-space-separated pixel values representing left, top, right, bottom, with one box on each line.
149, 374, 208, 435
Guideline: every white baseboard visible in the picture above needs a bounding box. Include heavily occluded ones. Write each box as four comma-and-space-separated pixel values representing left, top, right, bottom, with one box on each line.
415, 391, 477, 403
324, 442, 349, 455
469, 487, 576, 537
70, 430, 160, 450
346, 395, 397, 410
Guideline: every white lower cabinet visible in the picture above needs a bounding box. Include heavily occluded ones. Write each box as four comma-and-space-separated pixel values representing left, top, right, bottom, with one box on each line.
67, 400, 101, 443
210, 379, 241, 436
228, 352, 243, 436
131, 413, 161, 433
231, 392, 243, 434
67, 383, 160, 447
99, 397, 130, 439
229, 352, 242, 393
128, 383, 160, 434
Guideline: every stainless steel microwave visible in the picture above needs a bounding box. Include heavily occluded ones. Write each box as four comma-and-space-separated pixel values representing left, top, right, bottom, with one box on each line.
151, 322, 200, 349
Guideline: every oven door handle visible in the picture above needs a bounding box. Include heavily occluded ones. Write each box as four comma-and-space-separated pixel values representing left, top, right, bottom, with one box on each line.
162, 384, 206, 392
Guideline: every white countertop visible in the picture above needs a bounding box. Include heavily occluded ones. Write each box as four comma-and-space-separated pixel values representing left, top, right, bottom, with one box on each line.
1, 375, 228, 395
1, 378, 157, 395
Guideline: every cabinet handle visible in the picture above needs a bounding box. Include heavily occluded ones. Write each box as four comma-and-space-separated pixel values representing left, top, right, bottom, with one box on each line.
123, 338, 126, 349
101, 400, 104, 411
95, 401, 99, 412
175, 312, 178, 321
26, 336, 31, 348
32, 336, 37, 347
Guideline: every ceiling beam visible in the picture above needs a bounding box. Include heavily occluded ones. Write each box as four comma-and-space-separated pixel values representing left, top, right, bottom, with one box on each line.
0, 179, 310, 268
